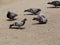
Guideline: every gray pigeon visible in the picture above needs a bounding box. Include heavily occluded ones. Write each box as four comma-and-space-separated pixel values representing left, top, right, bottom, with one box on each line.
7, 11, 17, 20
24, 8, 41, 15
9, 18, 27, 28
33, 12, 47, 24
47, 1, 60, 7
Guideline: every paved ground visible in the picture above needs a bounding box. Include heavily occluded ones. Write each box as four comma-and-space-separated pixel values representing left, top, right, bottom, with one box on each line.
0, 0, 60, 45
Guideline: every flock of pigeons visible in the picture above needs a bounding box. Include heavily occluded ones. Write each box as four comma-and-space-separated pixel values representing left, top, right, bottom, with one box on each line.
6, 1, 60, 29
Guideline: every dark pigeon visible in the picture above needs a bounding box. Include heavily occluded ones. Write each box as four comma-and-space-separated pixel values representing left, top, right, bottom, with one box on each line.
33, 12, 47, 24
7, 11, 17, 20
24, 8, 41, 15
9, 18, 27, 28
47, 1, 60, 7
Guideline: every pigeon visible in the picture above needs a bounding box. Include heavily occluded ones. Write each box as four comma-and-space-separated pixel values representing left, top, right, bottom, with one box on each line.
24, 8, 41, 15
7, 11, 17, 20
47, 1, 60, 7
9, 18, 27, 28
33, 12, 47, 24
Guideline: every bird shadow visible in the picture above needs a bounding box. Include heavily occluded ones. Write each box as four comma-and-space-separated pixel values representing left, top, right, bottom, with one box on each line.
24, 14, 37, 15
32, 23, 47, 25
47, 7, 60, 8
7, 18, 17, 21
9, 27, 25, 30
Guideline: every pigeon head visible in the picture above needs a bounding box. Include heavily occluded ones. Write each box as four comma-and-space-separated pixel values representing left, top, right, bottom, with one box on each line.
9, 24, 14, 28
24, 8, 32, 12
7, 11, 11, 19
47, 2, 52, 4
7, 11, 11, 15
8, 11, 10, 13
24, 18, 27, 21
21, 18, 27, 22
35, 9, 41, 14
38, 9, 41, 11
24, 10, 28, 12
14, 14, 17, 17
33, 17, 38, 20
33, 17, 40, 21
